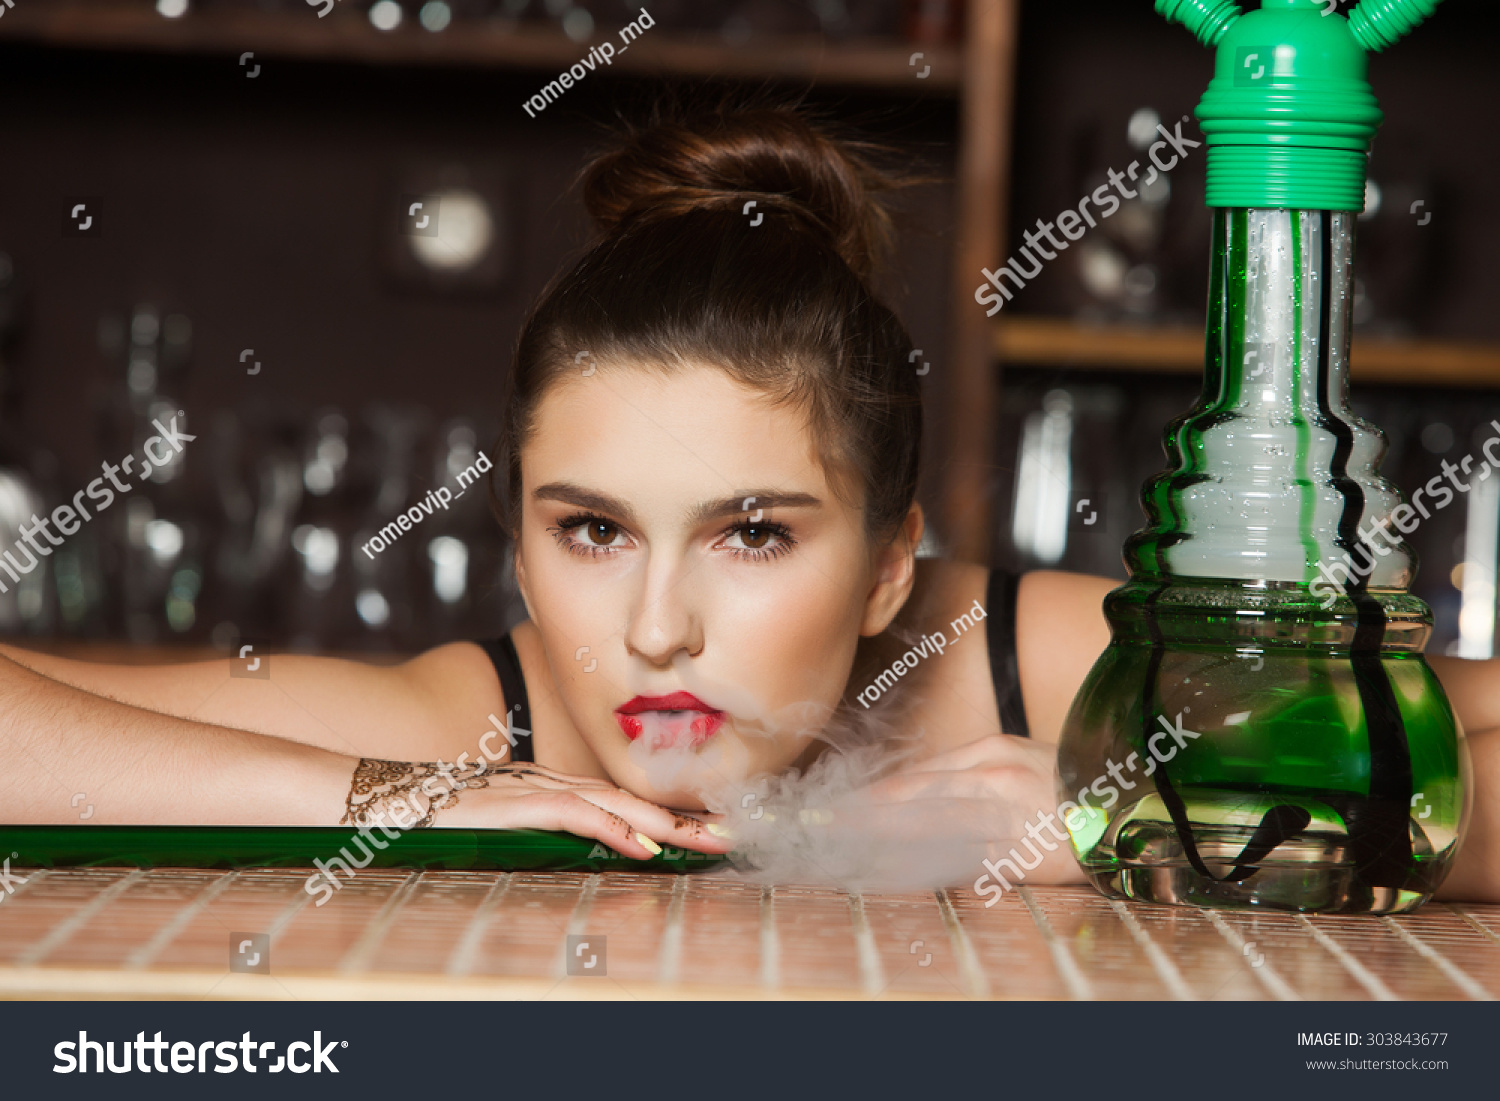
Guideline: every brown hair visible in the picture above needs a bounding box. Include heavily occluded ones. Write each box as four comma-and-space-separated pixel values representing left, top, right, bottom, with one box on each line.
494, 99, 924, 552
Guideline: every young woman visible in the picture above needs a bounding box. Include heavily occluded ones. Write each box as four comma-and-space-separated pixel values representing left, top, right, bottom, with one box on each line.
0, 104, 1495, 901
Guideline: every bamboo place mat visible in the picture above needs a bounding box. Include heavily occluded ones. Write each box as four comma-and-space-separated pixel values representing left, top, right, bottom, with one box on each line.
0, 868, 1496, 1000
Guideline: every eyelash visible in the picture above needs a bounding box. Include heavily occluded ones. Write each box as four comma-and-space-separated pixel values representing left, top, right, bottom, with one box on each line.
547, 511, 798, 562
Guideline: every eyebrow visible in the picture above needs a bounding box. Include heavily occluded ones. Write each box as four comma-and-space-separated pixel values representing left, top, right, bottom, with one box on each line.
532, 482, 823, 527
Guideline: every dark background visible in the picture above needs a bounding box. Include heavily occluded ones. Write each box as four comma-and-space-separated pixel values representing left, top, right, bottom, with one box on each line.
0, 0, 1496, 656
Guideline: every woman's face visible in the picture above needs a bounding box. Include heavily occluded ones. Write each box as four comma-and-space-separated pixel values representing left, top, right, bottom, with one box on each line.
514, 360, 915, 808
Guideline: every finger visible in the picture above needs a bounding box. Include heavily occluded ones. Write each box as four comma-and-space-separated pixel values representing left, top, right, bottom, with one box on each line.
491, 791, 662, 859
452, 771, 730, 852
574, 788, 734, 854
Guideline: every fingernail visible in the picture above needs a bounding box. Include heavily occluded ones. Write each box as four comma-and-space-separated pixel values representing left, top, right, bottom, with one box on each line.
706, 822, 734, 839
635, 832, 663, 855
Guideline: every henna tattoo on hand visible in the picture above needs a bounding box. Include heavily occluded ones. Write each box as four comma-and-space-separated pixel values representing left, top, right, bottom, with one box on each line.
341, 757, 500, 829
341, 758, 624, 829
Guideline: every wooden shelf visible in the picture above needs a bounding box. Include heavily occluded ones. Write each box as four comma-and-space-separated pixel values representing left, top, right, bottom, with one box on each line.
994, 316, 1500, 388
0, 2, 962, 91
0, 638, 407, 665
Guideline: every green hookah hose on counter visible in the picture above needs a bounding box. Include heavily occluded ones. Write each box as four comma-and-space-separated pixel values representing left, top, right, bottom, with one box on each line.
0, 825, 730, 874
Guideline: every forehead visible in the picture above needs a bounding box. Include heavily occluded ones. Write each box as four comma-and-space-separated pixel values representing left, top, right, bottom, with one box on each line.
525, 362, 832, 502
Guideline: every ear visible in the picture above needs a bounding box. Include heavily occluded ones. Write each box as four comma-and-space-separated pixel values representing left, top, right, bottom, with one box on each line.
859, 503, 924, 637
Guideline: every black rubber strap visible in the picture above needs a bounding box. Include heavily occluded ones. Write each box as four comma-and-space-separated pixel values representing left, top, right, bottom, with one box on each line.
987, 567, 1031, 739
475, 634, 534, 763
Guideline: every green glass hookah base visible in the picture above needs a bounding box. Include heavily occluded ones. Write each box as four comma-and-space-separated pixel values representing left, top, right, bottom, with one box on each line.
0, 825, 729, 874
1062, 645, 1466, 914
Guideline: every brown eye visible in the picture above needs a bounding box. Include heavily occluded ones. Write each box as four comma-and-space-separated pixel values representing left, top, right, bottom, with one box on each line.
585, 520, 618, 545
722, 518, 795, 560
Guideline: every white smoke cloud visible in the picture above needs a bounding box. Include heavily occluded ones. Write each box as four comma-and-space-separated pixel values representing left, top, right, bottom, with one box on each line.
614, 645, 1034, 891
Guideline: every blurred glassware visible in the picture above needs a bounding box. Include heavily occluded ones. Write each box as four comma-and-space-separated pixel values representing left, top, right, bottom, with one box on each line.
1004, 382, 1129, 577
1056, 108, 1207, 326
368, 1, 405, 31
292, 524, 340, 593
304, 411, 350, 498
436, 418, 480, 492
0, 469, 53, 635
419, 1, 454, 32
1010, 388, 1074, 565
428, 534, 469, 604
209, 406, 303, 643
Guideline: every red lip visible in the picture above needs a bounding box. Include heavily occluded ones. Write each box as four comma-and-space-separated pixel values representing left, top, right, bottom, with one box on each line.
615, 692, 726, 746
617, 692, 717, 715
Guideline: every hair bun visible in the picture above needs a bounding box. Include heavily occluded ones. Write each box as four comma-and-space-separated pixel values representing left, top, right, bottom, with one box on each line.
579, 104, 903, 280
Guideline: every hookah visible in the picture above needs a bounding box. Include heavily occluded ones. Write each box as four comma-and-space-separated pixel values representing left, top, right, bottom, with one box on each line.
1056, 0, 1470, 913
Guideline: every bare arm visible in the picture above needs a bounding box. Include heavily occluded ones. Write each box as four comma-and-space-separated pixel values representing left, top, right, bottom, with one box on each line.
1424, 655, 1500, 901
1434, 723, 1500, 901
1427, 654, 1500, 734
0, 650, 726, 856
0, 651, 355, 825
0, 640, 505, 764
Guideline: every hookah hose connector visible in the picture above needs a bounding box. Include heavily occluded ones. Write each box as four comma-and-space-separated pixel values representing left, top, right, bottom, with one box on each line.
1157, 0, 1447, 211
1154, 0, 1242, 47
1348, 0, 1445, 52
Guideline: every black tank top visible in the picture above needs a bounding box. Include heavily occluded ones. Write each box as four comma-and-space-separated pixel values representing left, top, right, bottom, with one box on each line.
474, 566, 1031, 756
474, 634, 537, 763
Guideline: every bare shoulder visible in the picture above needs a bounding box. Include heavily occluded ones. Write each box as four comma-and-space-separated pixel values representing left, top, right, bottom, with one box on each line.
398, 641, 509, 741
883, 562, 1119, 747
402, 640, 507, 704
1016, 569, 1120, 631
400, 636, 587, 767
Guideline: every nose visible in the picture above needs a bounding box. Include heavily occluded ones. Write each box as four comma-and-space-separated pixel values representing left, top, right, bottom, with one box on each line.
622, 555, 704, 666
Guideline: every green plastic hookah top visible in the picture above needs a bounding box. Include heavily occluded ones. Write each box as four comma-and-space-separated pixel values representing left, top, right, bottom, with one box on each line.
1158, 0, 1441, 210
1053, 0, 1467, 916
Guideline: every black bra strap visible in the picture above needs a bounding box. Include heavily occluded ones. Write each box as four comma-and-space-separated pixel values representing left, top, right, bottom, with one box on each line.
986, 568, 1031, 739
475, 634, 534, 763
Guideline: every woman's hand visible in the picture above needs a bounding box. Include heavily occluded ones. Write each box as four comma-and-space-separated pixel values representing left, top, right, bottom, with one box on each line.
422, 762, 735, 861
708, 732, 1085, 891
860, 733, 1087, 887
